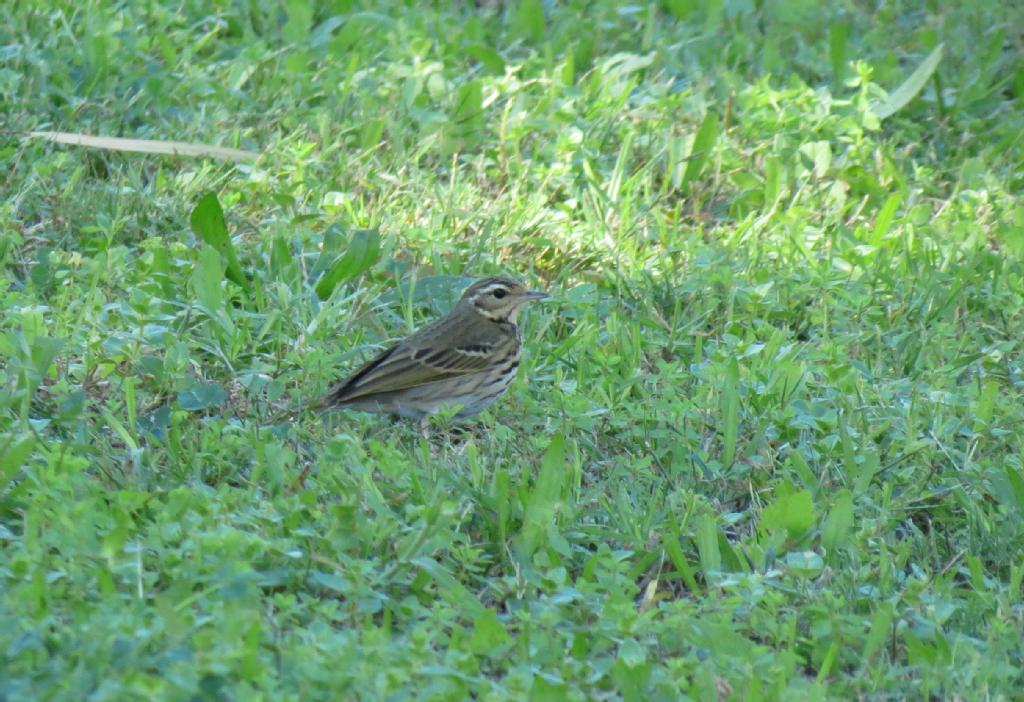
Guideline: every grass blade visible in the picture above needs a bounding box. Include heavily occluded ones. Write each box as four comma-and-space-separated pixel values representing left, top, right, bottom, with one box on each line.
411, 556, 486, 619
190, 192, 250, 291
28, 131, 258, 162
694, 513, 721, 579
516, 433, 565, 560
870, 43, 944, 120
721, 356, 739, 467
681, 111, 719, 192
871, 192, 904, 244
314, 229, 381, 300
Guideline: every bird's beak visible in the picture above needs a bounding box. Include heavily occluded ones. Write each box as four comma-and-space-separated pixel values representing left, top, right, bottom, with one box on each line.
523, 290, 550, 301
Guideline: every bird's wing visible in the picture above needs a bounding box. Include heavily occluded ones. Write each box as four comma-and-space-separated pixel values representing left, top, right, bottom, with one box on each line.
326, 339, 501, 404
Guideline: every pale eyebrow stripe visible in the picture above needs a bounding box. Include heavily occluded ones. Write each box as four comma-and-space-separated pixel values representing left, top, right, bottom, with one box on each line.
474, 283, 510, 296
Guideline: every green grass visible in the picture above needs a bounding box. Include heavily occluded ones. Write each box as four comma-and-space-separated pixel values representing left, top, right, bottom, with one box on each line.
3, 0, 1024, 699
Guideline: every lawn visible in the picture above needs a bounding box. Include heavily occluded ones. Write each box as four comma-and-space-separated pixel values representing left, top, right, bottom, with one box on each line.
3, 0, 1024, 699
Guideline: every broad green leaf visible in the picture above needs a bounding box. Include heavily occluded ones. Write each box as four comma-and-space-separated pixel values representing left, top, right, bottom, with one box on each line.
661, 0, 697, 20
30, 334, 63, 385
530, 677, 566, 702
359, 118, 385, 149
973, 379, 999, 428
451, 79, 484, 131
283, 0, 313, 43
310, 225, 350, 279
380, 275, 474, 315
2, 331, 64, 404
786, 550, 824, 577
270, 236, 296, 281
682, 111, 719, 192
822, 489, 854, 552
469, 608, 511, 655
761, 488, 816, 539
315, 229, 380, 300
411, 556, 485, 618
1004, 467, 1024, 515
191, 245, 234, 333
798, 140, 832, 178
465, 44, 505, 75
517, 433, 565, 559
513, 0, 545, 43
285, 51, 309, 74
870, 43, 944, 120
190, 192, 249, 290
0, 434, 36, 490
177, 381, 228, 411
309, 16, 346, 48
30, 248, 51, 288
618, 638, 647, 668
56, 389, 86, 421
309, 571, 349, 594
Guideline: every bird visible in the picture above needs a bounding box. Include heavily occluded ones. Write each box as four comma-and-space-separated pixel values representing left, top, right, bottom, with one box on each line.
320, 276, 549, 420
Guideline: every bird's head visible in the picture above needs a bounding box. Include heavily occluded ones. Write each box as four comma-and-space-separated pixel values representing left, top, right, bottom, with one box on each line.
460, 276, 549, 322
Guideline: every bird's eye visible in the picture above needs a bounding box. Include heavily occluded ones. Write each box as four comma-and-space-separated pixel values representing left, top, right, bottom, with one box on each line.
492, 288, 508, 299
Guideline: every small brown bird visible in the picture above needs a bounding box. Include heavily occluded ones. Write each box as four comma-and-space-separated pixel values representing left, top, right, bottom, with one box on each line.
322, 276, 548, 420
